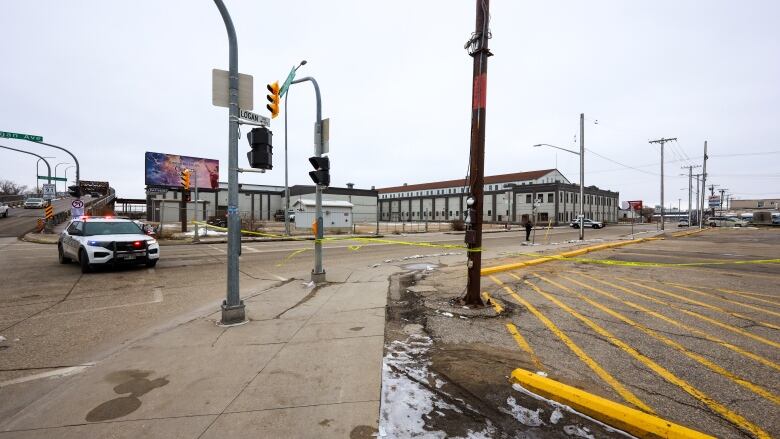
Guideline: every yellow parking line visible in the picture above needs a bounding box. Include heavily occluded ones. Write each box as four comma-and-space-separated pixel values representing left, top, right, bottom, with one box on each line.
537, 274, 780, 406
523, 279, 770, 439
579, 273, 780, 350
560, 275, 780, 373
505, 323, 544, 371
489, 275, 653, 413
481, 291, 504, 314
621, 278, 780, 333
511, 368, 715, 439
666, 282, 780, 319
717, 288, 780, 306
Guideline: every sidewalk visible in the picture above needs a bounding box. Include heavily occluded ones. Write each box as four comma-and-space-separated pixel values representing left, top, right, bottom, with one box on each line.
0, 265, 394, 439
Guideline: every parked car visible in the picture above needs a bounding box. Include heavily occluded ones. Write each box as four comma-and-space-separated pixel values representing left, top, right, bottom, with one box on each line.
24, 198, 49, 209
569, 218, 604, 229
707, 216, 748, 227
677, 218, 689, 227
58, 217, 160, 273
0, 202, 8, 218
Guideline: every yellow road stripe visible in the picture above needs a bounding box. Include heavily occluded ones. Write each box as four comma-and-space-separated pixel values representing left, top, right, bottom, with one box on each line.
560, 275, 780, 373
523, 278, 770, 439
621, 278, 780, 335
481, 291, 504, 314
489, 275, 653, 413
579, 273, 780, 351
717, 288, 780, 306
511, 368, 715, 439
505, 323, 544, 371
665, 283, 780, 319
537, 274, 780, 406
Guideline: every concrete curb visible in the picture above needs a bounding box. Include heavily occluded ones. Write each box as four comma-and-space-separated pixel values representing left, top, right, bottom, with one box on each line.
511, 368, 714, 438
21, 233, 59, 244
670, 227, 710, 238
481, 236, 659, 275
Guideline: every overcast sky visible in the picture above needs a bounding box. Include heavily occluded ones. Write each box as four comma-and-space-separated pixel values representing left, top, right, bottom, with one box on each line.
2, 1, 779, 207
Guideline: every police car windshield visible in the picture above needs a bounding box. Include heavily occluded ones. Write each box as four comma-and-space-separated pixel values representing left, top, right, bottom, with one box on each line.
83, 222, 143, 236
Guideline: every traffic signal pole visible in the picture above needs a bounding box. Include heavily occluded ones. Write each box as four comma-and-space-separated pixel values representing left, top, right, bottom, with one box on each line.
213, 0, 245, 325
463, 0, 491, 306
291, 76, 326, 283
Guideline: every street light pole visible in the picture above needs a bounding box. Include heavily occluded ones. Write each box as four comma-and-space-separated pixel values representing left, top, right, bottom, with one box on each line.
290, 76, 325, 283
55, 162, 69, 193
213, 0, 245, 325
283, 60, 307, 237
0, 145, 52, 193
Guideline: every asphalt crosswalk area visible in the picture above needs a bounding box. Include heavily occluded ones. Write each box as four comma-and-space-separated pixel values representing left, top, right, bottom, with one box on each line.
483, 228, 780, 438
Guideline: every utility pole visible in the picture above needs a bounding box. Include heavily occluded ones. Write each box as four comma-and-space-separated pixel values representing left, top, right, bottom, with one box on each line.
718, 188, 728, 214
693, 173, 702, 226
213, 0, 245, 325
463, 0, 491, 306
681, 165, 700, 225
579, 113, 585, 240
649, 137, 677, 231
700, 141, 708, 228
193, 171, 200, 243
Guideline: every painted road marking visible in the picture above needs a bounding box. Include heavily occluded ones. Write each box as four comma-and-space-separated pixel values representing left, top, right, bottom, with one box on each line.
666, 282, 780, 319
36, 288, 163, 318
716, 288, 780, 305
511, 368, 715, 439
620, 278, 780, 334
0, 363, 95, 388
560, 274, 780, 373
536, 274, 780, 406
522, 278, 770, 439
505, 323, 543, 371
481, 291, 504, 314
489, 275, 653, 413
579, 273, 780, 350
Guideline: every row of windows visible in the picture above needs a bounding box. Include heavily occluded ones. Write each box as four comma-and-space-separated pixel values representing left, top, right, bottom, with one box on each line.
379, 179, 558, 199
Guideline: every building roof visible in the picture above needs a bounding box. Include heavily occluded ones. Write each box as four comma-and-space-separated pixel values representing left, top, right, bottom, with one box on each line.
377, 169, 558, 193
293, 199, 354, 208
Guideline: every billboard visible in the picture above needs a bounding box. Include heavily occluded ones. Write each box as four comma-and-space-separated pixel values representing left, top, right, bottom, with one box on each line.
145, 152, 219, 190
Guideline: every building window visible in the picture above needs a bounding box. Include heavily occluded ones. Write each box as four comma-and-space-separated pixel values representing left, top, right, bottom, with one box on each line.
526, 194, 532, 203
488, 210, 492, 216
548, 193, 553, 203
449, 211, 452, 216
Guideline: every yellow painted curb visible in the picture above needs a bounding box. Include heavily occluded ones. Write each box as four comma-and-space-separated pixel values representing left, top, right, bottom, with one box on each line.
481, 237, 654, 275
510, 368, 714, 439
671, 227, 709, 238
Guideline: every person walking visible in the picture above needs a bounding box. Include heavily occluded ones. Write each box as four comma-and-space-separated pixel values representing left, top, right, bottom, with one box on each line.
524, 219, 533, 242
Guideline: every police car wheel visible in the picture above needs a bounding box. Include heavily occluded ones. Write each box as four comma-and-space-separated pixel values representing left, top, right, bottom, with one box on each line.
79, 249, 92, 273
58, 244, 71, 264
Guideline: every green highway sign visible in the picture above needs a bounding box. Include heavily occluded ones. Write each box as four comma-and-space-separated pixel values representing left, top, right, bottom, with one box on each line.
0, 131, 43, 142
279, 67, 297, 99
38, 176, 67, 181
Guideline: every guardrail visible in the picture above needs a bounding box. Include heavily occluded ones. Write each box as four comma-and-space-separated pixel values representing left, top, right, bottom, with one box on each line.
42, 189, 116, 232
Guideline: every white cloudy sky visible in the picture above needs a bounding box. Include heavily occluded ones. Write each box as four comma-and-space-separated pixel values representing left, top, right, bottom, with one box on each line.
2, 1, 779, 207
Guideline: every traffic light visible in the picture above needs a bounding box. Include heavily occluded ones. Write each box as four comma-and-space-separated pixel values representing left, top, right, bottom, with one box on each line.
181, 169, 191, 190
68, 184, 81, 198
266, 81, 280, 118
308, 156, 330, 187
247, 127, 273, 170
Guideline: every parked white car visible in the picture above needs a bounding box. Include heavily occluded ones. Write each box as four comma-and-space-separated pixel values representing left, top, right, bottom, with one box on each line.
58, 217, 160, 272
0, 203, 8, 218
707, 216, 748, 227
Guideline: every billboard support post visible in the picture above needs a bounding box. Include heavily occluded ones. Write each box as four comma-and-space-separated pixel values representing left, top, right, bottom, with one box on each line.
193, 171, 200, 242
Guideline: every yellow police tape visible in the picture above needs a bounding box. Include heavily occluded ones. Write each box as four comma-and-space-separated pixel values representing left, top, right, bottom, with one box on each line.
190, 221, 478, 252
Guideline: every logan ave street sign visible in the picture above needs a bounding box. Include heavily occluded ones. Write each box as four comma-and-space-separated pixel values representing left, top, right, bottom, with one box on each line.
0, 131, 43, 142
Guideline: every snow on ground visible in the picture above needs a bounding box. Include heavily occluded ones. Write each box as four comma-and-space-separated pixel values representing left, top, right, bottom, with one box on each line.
505, 396, 544, 427
379, 334, 495, 438
181, 229, 227, 237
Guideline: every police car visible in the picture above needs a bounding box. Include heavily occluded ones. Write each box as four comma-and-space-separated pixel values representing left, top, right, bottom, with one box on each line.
58, 216, 160, 272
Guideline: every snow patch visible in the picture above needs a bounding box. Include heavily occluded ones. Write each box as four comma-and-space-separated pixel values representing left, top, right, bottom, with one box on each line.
564, 425, 595, 439
505, 396, 544, 427
550, 408, 563, 424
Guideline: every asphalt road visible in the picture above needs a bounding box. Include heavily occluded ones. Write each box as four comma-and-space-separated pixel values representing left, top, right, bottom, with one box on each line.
0, 197, 76, 238
0, 223, 653, 377
478, 227, 780, 438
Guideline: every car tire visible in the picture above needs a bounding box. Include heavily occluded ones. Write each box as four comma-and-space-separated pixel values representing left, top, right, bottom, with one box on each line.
592, 225, 598, 229
709, 223, 716, 227
79, 249, 92, 273
58, 244, 71, 264
146, 260, 158, 268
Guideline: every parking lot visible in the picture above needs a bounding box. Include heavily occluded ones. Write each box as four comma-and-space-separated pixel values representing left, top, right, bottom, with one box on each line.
481, 227, 779, 437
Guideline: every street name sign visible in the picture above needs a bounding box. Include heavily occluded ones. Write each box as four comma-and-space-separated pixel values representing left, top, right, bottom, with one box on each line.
0, 131, 43, 142
239, 108, 270, 126
279, 67, 297, 98
37, 175, 67, 181
212, 69, 254, 110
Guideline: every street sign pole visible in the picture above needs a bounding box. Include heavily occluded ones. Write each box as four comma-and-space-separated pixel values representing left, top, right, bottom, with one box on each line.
213, 0, 245, 324
193, 171, 200, 243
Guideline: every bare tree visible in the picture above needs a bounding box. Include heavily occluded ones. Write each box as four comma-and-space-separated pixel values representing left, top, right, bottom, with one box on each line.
0, 180, 28, 195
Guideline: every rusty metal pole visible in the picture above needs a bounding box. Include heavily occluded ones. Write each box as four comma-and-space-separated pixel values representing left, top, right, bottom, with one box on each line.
463, 0, 491, 306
